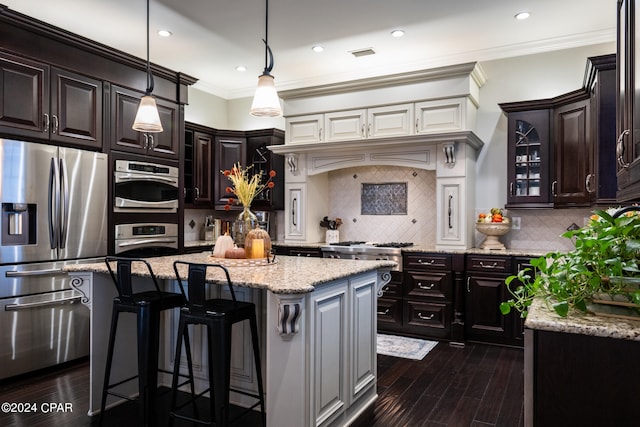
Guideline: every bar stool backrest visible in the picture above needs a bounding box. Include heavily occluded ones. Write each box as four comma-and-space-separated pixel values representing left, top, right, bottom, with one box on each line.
105, 256, 165, 303
172, 261, 238, 314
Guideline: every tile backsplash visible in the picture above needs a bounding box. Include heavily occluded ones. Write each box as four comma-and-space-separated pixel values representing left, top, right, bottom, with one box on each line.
494, 208, 594, 253
327, 166, 436, 245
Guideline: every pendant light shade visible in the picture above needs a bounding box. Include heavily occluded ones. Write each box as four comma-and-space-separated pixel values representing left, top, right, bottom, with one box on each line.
133, 0, 163, 132
132, 95, 163, 132
250, 0, 282, 117
250, 73, 282, 117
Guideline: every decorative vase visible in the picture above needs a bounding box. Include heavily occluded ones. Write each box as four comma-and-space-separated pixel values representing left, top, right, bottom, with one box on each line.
233, 206, 258, 247
325, 229, 339, 244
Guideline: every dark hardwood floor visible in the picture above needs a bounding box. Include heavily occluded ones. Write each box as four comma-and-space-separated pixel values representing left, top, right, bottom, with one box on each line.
0, 342, 523, 427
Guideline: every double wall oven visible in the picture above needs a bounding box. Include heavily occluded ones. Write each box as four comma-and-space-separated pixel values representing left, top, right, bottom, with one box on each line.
112, 159, 179, 257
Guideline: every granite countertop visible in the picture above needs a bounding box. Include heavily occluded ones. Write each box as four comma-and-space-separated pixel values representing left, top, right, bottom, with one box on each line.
525, 298, 640, 341
64, 253, 396, 295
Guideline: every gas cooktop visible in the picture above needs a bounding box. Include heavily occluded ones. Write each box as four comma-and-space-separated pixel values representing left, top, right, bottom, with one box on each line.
328, 241, 413, 248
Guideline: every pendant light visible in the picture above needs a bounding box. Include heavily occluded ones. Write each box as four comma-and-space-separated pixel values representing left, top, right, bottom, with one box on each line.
132, 0, 163, 132
250, 0, 283, 117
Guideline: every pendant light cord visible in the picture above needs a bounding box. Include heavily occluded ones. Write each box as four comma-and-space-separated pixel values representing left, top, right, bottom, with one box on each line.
262, 0, 274, 74
145, 0, 154, 95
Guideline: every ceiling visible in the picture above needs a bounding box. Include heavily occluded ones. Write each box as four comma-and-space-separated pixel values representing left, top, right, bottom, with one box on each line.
2, 0, 617, 100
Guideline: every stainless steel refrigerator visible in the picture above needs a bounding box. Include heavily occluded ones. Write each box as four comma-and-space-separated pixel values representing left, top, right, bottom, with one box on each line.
0, 139, 108, 380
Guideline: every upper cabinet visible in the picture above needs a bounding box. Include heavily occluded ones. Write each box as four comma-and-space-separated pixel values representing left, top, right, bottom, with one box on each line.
213, 131, 246, 208
504, 109, 552, 207
616, 0, 640, 201
184, 122, 214, 206
109, 84, 180, 160
0, 51, 102, 149
246, 128, 285, 210
285, 98, 472, 144
501, 53, 616, 208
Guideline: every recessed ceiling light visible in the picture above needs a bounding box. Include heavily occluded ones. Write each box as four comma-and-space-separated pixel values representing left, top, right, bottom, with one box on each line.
391, 30, 405, 38
157, 29, 172, 37
514, 11, 530, 20
312, 45, 324, 53
236, 66, 247, 72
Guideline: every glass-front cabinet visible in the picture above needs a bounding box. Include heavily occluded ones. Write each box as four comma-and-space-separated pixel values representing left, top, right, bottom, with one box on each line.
505, 109, 552, 207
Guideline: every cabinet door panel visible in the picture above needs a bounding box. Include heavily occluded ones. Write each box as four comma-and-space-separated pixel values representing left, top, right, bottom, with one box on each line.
367, 104, 413, 138
554, 100, 592, 205
214, 136, 246, 206
465, 274, 511, 342
111, 87, 145, 151
193, 132, 213, 204
286, 114, 323, 143
52, 69, 102, 148
325, 110, 366, 141
0, 53, 48, 137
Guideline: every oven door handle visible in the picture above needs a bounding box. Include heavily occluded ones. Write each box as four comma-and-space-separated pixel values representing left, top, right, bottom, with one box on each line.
116, 174, 178, 185
6, 268, 66, 278
5, 295, 81, 311
117, 238, 178, 248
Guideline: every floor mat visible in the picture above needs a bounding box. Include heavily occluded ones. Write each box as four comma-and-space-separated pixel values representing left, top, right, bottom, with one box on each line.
376, 333, 438, 360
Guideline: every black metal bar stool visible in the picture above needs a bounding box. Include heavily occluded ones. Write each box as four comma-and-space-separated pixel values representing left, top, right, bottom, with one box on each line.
169, 261, 266, 427
101, 256, 195, 427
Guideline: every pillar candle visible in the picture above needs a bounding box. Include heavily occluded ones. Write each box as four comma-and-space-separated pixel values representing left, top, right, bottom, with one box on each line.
251, 238, 265, 258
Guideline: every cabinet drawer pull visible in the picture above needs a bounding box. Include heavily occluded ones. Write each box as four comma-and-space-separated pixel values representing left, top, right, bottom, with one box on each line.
418, 282, 435, 290
43, 113, 50, 133
417, 312, 434, 320
585, 173, 594, 193
415, 118, 419, 133
377, 308, 390, 315
417, 259, 435, 265
479, 261, 498, 269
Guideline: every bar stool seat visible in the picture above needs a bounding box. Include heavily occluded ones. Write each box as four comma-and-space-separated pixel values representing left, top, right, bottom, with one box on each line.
100, 256, 195, 427
169, 261, 266, 427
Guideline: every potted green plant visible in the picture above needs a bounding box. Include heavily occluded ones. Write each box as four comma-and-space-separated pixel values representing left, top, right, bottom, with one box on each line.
500, 207, 640, 318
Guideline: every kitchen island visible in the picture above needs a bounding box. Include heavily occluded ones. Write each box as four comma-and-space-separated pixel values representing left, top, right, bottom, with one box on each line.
65, 253, 395, 427
524, 298, 640, 427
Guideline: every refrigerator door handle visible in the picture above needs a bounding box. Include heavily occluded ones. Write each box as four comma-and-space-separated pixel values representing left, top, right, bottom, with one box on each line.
5, 295, 81, 311
59, 158, 69, 249
48, 158, 59, 250
6, 268, 66, 278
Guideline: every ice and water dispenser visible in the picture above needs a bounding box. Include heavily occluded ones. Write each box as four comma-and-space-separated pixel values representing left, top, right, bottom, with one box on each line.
1, 202, 37, 246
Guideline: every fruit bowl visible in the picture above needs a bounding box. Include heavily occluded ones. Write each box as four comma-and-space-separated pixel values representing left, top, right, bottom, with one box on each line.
476, 222, 511, 250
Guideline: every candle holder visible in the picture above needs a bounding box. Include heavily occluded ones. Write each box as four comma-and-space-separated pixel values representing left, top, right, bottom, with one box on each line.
244, 226, 272, 259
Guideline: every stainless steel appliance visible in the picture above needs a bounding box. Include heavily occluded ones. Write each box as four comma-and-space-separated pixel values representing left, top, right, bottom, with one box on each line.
113, 159, 179, 213
0, 139, 107, 380
114, 222, 178, 255
321, 242, 412, 272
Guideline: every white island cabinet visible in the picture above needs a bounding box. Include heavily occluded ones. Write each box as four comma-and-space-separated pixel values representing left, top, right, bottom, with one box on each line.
64, 253, 394, 427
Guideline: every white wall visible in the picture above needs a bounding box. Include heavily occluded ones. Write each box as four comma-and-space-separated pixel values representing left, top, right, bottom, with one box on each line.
184, 87, 229, 128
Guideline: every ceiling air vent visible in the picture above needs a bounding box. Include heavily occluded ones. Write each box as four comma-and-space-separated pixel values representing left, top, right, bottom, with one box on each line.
350, 48, 376, 58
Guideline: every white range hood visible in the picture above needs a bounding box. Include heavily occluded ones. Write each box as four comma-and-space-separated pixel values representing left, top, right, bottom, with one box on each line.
270, 62, 486, 250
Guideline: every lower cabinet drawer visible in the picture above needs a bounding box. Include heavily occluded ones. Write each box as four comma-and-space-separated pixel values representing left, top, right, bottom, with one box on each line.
404, 300, 451, 338
377, 297, 403, 332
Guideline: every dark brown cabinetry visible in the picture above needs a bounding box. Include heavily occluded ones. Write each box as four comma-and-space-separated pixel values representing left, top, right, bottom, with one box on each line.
213, 131, 246, 208
553, 97, 592, 206
501, 54, 616, 208
0, 51, 102, 149
376, 271, 404, 333
616, 0, 640, 201
110, 84, 180, 160
527, 329, 639, 426
401, 253, 453, 339
465, 254, 521, 346
272, 245, 322, 257
184, 122, 214, 206
504, 109, 552, 207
